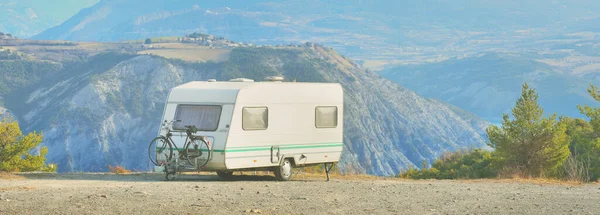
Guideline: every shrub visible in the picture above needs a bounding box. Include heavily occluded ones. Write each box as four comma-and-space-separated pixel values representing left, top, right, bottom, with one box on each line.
567, 84, 600, 181
108, 165, 131, 174
0, 119, 55, 172
398, 149, 496, 179
560, 154, 591, 182
398, 164, 441, 179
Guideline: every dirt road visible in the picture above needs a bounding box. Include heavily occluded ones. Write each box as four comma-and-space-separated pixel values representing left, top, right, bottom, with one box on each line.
1, 173, 599, 214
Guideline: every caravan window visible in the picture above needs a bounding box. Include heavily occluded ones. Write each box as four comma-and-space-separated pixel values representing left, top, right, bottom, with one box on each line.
173, 105, 222, 131
242, 107, 268, 130
315, 106, 338, 128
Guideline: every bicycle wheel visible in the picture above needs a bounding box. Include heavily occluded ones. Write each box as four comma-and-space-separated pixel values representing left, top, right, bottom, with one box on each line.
185, 138, 210, 167
148, 136, 173, 166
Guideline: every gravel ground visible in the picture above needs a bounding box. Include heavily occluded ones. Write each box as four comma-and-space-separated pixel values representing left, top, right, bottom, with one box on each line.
1, 173, 599, 215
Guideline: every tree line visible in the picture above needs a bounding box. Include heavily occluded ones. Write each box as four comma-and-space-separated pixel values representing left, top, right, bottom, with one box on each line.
400, 83, 600, 182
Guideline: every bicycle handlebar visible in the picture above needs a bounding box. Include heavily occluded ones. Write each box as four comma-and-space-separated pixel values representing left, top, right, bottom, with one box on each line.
161, 119, 181, 132
163, 119, 181, 125
161, 120, 200, 135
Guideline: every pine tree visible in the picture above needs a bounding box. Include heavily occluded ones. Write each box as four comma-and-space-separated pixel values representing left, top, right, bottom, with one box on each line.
486, 83, 570, 177
578, 84, 600, 133
572, 84, 600, 180
0, 119, 55, 172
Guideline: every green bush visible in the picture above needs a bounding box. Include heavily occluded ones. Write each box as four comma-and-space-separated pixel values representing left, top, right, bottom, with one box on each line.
398, 149, 496, 179
563, 84, 600, 181
0, 119, 56, 172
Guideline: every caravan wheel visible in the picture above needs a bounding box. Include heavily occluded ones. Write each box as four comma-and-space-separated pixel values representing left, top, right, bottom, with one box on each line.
274, 159, 293, 181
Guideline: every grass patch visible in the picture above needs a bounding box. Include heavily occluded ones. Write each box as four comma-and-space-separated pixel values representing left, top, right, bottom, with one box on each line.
0, 171, 25, 180
455, 177, 585, 186
0, 186, 36, 191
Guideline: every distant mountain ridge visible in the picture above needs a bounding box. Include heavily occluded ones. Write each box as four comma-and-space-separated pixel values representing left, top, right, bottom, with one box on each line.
380, 53, 598, 124
32, 0, 600, 63
0, 0, 98, 38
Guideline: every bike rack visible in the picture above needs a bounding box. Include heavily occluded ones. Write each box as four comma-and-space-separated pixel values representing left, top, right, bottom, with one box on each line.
163, 148, 213, 181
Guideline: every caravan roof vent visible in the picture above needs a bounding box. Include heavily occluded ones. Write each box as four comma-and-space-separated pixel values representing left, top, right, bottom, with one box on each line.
207, 79, 217, 82
229, 78, 255, 82
264, 76, 284, 82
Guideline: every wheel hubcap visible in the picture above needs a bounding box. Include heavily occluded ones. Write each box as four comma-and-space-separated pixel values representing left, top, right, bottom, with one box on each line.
281, 161, 291, 178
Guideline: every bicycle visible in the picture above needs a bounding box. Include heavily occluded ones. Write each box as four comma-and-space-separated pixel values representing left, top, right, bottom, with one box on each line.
148, 119, 211, 169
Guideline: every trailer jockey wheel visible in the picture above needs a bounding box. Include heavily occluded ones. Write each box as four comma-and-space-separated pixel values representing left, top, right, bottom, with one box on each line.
216, 171, 234, 180
166, 172, 176, 181
274, 159, 292, 181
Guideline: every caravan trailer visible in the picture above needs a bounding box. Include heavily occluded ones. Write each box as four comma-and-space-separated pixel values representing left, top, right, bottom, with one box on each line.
151, 77, 343, 181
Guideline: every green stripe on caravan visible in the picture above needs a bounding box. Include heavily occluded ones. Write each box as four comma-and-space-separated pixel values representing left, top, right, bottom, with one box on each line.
226, 142, 343, 153
157, 142, 343, 153
155, 147, 224, 152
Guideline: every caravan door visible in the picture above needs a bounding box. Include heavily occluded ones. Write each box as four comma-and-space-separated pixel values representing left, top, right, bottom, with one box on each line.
271, 146, 280, 164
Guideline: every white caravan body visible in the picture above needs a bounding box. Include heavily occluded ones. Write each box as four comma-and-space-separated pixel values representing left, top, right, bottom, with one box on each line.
155, 80, 344, 172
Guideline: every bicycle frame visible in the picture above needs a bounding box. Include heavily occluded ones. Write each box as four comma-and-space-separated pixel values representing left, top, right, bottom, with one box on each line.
154, 120, 212, 176
164, 130, 194, 156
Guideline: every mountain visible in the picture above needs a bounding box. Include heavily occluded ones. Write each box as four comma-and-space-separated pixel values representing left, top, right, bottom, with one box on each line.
1, 40, 488, 175
379, 53, 599, 124
0, 0, 99, 38
31, 0, 600, 66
